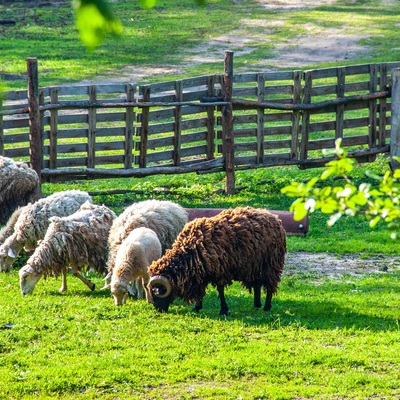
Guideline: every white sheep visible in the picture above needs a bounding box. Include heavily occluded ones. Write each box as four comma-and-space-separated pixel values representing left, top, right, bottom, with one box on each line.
111, 227, 162, 306
0, 156, 41, 225
19, 202, 116, 295
0, 190, 92, 272
103, 199, 188, 289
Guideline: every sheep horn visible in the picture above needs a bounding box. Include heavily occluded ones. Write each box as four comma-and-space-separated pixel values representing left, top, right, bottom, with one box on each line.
149, 275, 172, 298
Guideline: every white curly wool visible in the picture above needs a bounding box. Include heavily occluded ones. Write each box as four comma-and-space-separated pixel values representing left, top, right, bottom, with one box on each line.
19, 202, 116, 295
0, 190, 92, 272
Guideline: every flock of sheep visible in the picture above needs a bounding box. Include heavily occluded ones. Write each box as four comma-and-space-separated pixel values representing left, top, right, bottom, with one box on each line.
0, 156, 287, 315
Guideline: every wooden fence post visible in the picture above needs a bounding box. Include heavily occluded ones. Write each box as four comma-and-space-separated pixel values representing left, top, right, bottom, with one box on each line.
222, 50, 235, 194
27, 57, 42, 191
390, 68, 400, 170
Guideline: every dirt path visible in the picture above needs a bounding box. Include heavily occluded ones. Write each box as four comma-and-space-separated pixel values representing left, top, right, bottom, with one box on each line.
79, 0, 373, 84
285, 252, 400, 278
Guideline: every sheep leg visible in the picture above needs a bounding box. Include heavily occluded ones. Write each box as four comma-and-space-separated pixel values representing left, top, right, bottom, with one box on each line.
137, 278, 144, 299
127, 281, 137, 296
253, 284, 262, 308
217, 284, 229, 316
264, 286, 272, 311
59, 269, 68, 292
72, 270, 96, 291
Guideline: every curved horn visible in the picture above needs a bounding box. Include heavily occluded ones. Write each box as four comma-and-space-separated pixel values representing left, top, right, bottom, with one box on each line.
149, 275, 172, 298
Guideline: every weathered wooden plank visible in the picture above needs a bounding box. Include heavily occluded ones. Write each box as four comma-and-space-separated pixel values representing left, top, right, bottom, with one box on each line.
49, 86, 59, 171
390, 68, 400, 168
136, 131, 208, 151
335, 67, 345, 140
307, 135, 369, 150
233, 71, 295, 83
2, 90, 29, 102
379, 63, 388, 147
87, 85, 97, 168
2, 117, 30, 129
27, 58, 42, 182
55, 84, 129, 97
299, 70, 312, 168
291, 70, 302, 160
206, 75, 216, 160
174, 80, 183, 166
139, 86, 150, 168
368, 64, 378, 161
256, 73, 265, 164
3, 147, 30, 158
1, 133, 30, 143
124, 83, 135, 169
235, 139, 291, 152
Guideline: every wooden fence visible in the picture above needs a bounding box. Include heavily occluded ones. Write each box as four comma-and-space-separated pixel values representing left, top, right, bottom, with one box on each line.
1, 53, 400, 193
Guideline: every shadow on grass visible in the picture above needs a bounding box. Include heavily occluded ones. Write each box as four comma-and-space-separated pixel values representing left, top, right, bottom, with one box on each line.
165, 277, 400, 332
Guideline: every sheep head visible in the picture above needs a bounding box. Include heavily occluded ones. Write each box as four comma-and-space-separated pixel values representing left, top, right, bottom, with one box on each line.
110, 281, 128, 306
148, 275, 174, 312
19, 265, 42, 295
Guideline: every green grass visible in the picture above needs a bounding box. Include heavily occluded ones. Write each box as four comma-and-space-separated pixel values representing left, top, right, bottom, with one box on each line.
1, 269, 399, 399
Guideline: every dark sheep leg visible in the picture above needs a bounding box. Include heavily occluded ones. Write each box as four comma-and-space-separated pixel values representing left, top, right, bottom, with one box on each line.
264, 287, 272, 311
253, 284, 262, 308
217, 285, 229, 315
72, 270, 95, 291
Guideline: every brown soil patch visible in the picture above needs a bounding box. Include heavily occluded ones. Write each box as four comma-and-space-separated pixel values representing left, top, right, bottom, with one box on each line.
285, 252, 400, 278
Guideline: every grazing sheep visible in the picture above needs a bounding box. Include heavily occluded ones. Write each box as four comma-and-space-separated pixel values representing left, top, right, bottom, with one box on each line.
148, 206, 286, 315
111, 227, 162, 306
0, 156, 41, 225
0, 190, 92, 272
103, 199, 188, 289
19, 202, 116, 295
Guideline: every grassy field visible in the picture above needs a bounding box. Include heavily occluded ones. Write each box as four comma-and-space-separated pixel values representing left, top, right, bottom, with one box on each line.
1, 0, 400, 398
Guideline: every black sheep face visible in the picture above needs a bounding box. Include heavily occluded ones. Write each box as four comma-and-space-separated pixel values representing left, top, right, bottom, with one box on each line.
150, 285, 174, 313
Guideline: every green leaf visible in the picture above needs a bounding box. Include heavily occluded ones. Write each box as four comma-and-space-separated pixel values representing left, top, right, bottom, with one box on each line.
369, 216, 381, 228
290, 199, 308, 221
74, 0, 122, 49
139, 0, 158, 9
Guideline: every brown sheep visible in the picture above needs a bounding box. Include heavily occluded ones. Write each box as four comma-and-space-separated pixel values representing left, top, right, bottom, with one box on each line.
148, 206, 286, 316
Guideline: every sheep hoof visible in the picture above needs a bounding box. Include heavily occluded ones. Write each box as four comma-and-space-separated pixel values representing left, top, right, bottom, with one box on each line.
89, 283, 95, 291
219, 309, 229, 316
59, 287, 67, 293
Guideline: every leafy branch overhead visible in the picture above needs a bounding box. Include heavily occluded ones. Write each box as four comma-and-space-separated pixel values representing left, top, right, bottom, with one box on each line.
281, 139, 400, 238
73, 0, 206, 49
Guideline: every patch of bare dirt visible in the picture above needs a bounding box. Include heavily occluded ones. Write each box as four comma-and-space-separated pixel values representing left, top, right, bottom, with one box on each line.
285, 252, 400, 278
79, 0, 374, 85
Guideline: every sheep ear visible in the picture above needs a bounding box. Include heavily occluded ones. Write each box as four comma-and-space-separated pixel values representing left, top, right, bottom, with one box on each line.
8, 248, 16, 259
25, 265, 35, 274
100, 283, 111, 290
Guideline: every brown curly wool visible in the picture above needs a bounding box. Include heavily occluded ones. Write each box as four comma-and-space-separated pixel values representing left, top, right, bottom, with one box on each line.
148, 206, 286, 315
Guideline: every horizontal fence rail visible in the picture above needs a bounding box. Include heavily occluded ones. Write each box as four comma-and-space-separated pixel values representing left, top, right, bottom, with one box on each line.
1, 54, 400, 193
